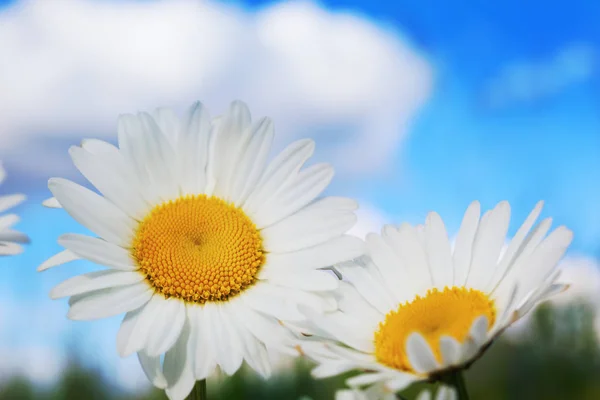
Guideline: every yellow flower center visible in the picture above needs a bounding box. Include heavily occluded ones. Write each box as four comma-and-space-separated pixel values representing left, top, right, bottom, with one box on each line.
374, 287, 496, 373
131, 195, 264, 304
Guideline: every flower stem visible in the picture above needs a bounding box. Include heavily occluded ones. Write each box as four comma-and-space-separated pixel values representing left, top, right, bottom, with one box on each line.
186, 379, 207, 400
447, 370, 470, 400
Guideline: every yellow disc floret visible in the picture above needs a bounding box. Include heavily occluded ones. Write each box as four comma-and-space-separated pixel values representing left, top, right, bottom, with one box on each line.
131, 195, 264, 304
374, 287, 495, 373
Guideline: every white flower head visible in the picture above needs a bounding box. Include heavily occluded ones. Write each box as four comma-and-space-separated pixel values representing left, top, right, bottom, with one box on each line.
300, 201, 573, 394
39, 100, 363, 399
0, 163, 29, 256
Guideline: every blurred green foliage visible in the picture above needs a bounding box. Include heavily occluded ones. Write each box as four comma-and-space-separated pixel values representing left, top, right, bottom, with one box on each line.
2, 302, 600, 400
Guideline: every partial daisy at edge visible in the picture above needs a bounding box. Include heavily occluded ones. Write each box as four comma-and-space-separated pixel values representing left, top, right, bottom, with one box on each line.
0, 162, 30, 256
38, 100, 364, 400
297, 200, 573, 395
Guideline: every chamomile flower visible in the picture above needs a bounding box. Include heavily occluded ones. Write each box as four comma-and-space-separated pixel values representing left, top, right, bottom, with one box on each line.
0, 163, 29, 255
300, 201, 572, 394
39, 101, 363, 399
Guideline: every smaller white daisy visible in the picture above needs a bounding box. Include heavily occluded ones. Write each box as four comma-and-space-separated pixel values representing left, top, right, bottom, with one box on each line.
0, 163, 29, 256
416, 386, 457, 400
299, 200, 573, 394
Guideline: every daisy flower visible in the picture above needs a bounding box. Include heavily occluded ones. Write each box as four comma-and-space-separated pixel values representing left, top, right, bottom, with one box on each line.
0, 163, 29, 255
39, 100, 363, 399
300, 201, 572, 395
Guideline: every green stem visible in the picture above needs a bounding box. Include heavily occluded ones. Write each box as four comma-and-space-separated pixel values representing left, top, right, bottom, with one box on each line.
447, 370, 469, 400
186, 380, 207, 400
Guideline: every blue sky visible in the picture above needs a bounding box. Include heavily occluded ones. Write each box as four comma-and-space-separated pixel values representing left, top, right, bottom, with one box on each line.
0, 0, 598, 390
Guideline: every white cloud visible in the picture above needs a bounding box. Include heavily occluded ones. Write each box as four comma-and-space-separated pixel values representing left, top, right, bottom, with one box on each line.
0, 0, 432, 180
485, 43, 596, 108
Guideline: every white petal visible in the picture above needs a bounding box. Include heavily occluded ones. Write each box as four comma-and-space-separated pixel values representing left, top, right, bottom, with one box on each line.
69, 144, 149, 220
312, 361, 358, 379
336, 281, 382, 330
458, 317, 489, 363
260, 235, 365, 277
365, 232, 411, 303
437, 386, 458, 400
452, 201, 480, 286
50, 270, 143, 299
424, 212, 454, 288
138, 112, 180, 201
117, 114, 155, 201
187, 305, 217, 380
262, 207, 356, 253
145, 298, 187, 357
117, 308, 143, 356
58, 234, 136, 270
336, 263, 396, 314
469, 316, 489, 346
177, 102, 211, 195
513, 226, 573, 306
466, 201, 510, 289
485, 201, 544, 292
0, 194, 25, 213
38, 250, 79, 271
230, 117, 274, 206
48, 178, 136, 247
336, 389, 362, 400
164, 321, 195, 400
439, 336, 461, 367
229, 314, 271, 378
262, 270, 339, 291
384, 224, 432, 295
118, 295, 165, 356
243, 139, 315, 214
406, 333, 440, 374
301, 306, 375, 353
252, 163, 334, 229
416, 391, 432, 400
234, 300, 296, 351
211, 303, 245, 375
242, 283, 305, 320
385, 375, 415, 392
68, 283, 152, 320
137, 351, 168, 389
208, 101, 252, 199
346, 372, 389, 387
310, 196, 358, 211
152, 107, 181, 147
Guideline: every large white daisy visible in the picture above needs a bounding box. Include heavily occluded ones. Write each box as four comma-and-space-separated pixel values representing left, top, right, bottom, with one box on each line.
39, 100, 363, 399
299, 201, 573, 394
0, 163, 29, 255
